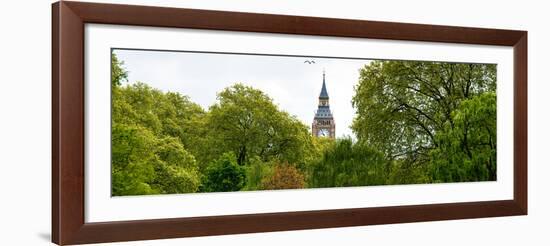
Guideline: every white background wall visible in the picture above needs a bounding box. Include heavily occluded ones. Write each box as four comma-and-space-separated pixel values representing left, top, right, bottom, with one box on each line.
0, 0, 547, 245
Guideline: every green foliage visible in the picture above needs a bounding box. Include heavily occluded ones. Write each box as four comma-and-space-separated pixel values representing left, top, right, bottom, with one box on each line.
205, 84, 314, 166
429, 92, 497, 182
201, 152, 247, 192
151, 137, 200, 194
111, 123, 158, 195
352, 61, 497, 183
112, 82, 205, 138
111, 53, 315, 195
111, 52, 498, 195
111, 53, 201, 196
308, 137, 335, 164
308, 139, 388, 188
386, 160, 430, 185
243, 157, 274, 191
353, 61, 496, 160
111, 123, 201, 196
111, 53, 128, 87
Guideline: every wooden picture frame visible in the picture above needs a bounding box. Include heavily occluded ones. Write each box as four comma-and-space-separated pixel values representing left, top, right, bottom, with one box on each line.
52, 1, 527, 245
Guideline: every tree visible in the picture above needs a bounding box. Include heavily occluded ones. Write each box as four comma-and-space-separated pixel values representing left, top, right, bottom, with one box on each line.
111, 123, 158, 196
261, 163, 305, 190
111, 123, 201, 195
111, 53, 202, 195
308, 138, 388, 188
201, 152, 246, 192
111, 53, 128, 87
429, 92, 497, 182
352, 61, 496, 183
243, 156, 274, 191
152, 136, 201, 194
205, 84, 313, 166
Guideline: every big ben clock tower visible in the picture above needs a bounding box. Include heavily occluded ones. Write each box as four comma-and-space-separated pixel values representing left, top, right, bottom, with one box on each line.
312, 71, 335, 139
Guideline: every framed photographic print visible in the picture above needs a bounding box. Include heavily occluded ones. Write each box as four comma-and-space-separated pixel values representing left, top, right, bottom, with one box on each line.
52, 1, 527, 245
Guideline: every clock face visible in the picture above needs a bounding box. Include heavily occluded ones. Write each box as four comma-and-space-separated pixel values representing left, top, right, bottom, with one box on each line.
317, 129, 330, 137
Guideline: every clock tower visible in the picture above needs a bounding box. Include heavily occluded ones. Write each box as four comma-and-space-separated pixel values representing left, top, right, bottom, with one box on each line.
312, 71, 335, 139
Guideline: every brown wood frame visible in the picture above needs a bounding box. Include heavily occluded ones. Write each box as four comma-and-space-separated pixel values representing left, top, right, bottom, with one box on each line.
52, 1, 527, 245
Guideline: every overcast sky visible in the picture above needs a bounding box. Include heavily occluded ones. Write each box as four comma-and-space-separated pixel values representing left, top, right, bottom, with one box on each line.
113, 49, 372, 138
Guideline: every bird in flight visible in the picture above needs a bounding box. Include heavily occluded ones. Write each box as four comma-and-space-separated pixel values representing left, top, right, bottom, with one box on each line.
304, 60, 316, 64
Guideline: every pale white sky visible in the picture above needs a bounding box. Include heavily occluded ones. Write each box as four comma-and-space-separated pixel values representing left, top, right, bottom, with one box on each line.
113, 49, 372, 138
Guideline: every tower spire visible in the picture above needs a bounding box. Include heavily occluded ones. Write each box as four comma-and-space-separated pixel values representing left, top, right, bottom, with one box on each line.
319, 70, 329, 99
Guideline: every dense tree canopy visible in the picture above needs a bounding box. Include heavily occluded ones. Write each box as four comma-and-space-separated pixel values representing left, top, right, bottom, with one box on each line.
352, 60, 497, 183
111, 57, 202, 196
111, 124, 158, 195
205, 84, 314, 166
111, 53, 127, 87
308, 139, 387, 188
429, 92, 497, 182
111, 91, 202, 195
110, 54, 317, 195
111, 53, 498, 195
201, 152, 246, 192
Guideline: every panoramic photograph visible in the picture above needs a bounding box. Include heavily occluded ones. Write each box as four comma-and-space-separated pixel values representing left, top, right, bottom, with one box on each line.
111, 48, 497, 196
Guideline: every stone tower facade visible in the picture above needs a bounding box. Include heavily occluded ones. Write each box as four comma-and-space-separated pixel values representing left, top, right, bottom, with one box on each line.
312, 71, 335, 138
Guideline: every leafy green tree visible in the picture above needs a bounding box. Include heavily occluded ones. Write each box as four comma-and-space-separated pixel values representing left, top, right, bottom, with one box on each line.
111, 123, 158, 195
111, 123, 201, 195
112, 82, 162, 133
156, 91, 206, 149
201, 152, 246, 192
352, 61, 496, 183
243, 156, 274, 191
386, 159, 430, 185
353, 61, 496, 161
308, 139, 388, 188
111, 52, 500, 194
111, 53, 202, 195
152, 136, 201, 193
111, 53, 128, 87
429, 92, 497, 182
205, 84, 313, 166
311, 137, 335, 155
